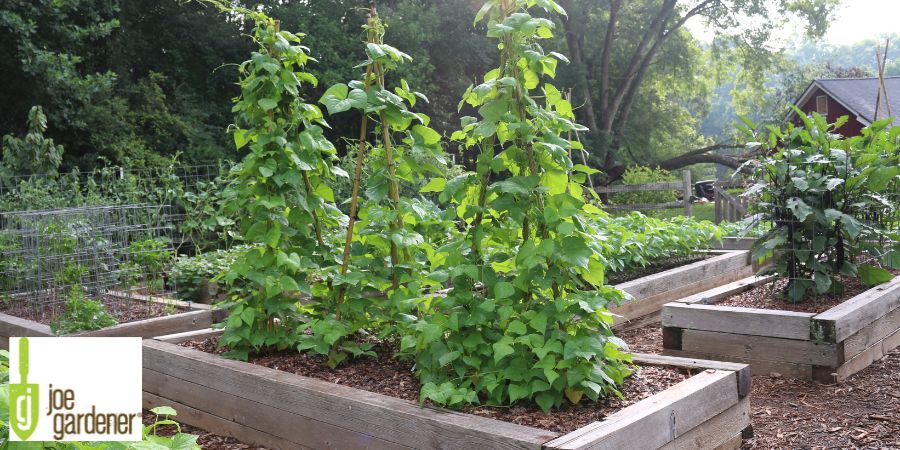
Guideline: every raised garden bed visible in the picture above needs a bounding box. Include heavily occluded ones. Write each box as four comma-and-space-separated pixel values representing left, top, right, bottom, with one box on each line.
661, 275, 900, 382
610, 250, 755, 329
0, 293, 223, 349
143, 330, 751, 450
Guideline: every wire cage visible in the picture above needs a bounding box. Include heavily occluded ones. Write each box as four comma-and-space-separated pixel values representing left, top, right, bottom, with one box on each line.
0, 204, 177, 325
749, 163, 899, 306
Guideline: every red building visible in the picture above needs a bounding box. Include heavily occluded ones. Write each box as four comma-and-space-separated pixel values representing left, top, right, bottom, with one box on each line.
788, 76, 899, 136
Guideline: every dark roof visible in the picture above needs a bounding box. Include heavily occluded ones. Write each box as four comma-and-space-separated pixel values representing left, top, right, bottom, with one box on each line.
793, 76, 900, 127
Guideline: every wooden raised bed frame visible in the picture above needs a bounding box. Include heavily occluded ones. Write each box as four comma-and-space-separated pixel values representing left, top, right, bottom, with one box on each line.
661, 275, 900, 382
0, 294, 222, 350
610, 250, 755, 329
144, 330, 752, 450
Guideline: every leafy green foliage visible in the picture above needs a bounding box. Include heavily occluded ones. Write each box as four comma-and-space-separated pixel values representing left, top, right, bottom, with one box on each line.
609, 166, 678, 205
215, 8, 345, 360
406, 0, 632, 413
50, 286, 118, 335
0, 106, 64, 181
746, 112, 899, 302
594, 213, 721, 273
172, 245, 250, 302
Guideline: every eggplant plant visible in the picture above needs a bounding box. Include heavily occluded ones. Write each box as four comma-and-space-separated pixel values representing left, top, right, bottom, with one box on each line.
744, 111, 899, 302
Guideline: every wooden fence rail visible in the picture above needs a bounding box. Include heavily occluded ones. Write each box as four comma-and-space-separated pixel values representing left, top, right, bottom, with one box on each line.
597, 171, 693, 217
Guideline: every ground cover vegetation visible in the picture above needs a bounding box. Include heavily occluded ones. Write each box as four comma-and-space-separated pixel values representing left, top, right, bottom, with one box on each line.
745, 112, 899, 302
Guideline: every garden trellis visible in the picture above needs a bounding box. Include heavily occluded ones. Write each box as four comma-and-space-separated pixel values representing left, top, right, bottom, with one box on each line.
0, 204, 175, 321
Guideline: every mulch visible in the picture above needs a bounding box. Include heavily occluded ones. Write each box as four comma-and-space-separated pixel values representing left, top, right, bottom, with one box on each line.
182, 336, 689, 434
716, 277, 875, 314
0, 294, 173, 326
745, 348, 900, 449
617, 320, 900, 449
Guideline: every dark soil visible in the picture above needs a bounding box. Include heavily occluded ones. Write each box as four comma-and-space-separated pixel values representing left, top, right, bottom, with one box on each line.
607, 254, 709, 285
716, 273, 898, 314
0, 294, 176, 326
182, 336, 689, 434
142, 410, 268, 450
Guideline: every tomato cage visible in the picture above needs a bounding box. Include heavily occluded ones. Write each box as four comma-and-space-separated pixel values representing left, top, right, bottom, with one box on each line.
0, 204, 177, 323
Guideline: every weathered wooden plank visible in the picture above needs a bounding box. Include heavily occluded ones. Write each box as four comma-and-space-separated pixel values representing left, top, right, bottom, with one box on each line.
143, 391, 306, 450
616, 251, 750, 306
77, 310, 219, 338
632, 353, 750, 399
712, 434, 743, 450
143, 340, 556, 450
812, 278, 900, 342
817, 328, 900, 383
543, 370, 737, 450
106, 289, 211, 310
842, 305, 900, 360
595, 182, 682, 194
0, 313, 53, 350
675, 276, 773, 305
604, 201, 684, 211
611, 264, 755, 326
144, 368, 409, 450
679, 328, 839, 366
663, 349, 813, 380
712, 238, 757, 251
659, 397, 750, 450
662, 303, 814, 340
156, 327, 223, 344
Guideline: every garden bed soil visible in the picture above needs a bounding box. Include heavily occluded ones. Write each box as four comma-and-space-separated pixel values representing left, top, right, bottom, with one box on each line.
606, 254, 708, 285
0, 295, 173, 326
716, 274, 897, 314
182, 336, 689, 434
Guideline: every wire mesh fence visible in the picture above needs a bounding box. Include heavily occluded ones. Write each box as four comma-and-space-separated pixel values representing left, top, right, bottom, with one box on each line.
0, 204, 177, 324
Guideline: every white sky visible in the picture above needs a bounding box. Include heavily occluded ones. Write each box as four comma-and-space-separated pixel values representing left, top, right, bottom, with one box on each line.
686, 0, 900, 45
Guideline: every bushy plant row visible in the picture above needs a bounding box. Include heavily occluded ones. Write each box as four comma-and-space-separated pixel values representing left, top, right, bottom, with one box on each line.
211, 0, 731, 413
745, 111, 899, 302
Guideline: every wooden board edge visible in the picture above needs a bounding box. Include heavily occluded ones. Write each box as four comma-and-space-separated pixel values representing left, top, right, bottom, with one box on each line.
544, 370, 738, 450
812, 279, 900, 342
156, 327, 223, 343
632, 353, 751, 399
143, 339, 557, 449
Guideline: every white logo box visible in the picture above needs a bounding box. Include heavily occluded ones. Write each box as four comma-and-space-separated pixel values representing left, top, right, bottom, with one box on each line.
9, 337, 142, 442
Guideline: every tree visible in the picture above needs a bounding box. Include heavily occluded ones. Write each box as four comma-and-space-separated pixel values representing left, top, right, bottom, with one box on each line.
556, 0, 839, 182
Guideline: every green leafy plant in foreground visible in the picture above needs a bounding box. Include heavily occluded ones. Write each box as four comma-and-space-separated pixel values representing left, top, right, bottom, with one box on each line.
406, 0, 631, 412
50, 286, 118, 335
296, 6, 453, 367
744, 111, 899, 302
215, 6, 346, 359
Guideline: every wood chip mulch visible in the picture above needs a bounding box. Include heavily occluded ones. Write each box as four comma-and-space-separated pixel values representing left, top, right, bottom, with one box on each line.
745, 348, 900, 449
182, 336, 689, 434
617, 321, 900, 449
717, 272, 899, 314
142, 410, 268, 450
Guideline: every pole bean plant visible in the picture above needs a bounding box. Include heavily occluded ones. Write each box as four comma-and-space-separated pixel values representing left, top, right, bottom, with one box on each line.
216, 7, 346, 359
212, 0, 637, 413
744, 110, 899, 302
405, 0, 631, 412
297, 6, 453, 367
